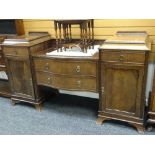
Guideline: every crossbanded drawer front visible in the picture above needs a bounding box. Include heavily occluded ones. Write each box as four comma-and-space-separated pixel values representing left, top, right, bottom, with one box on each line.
34, 59, 97, 76
36, 71, 97, 92
100, 50, 145, 63
3, 47, 29, 57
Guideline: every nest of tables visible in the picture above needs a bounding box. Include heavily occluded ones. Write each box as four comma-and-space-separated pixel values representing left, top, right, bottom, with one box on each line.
54, 20, 94, 52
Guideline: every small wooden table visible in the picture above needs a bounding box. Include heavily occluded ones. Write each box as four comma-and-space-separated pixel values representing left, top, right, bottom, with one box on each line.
54, 20, 94, 52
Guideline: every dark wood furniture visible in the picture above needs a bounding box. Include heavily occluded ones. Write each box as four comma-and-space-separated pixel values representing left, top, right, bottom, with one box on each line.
32, 48, 99, 95
148, 70, 155, 125
54, 20, 94, 52
0, 19, 25, 97
97, 32, 151, 133
2, 34, 52, 111
0, 35, 10, 97
32, 40, 104, 95
0, 36, 7, 71
0, 20, 152, 133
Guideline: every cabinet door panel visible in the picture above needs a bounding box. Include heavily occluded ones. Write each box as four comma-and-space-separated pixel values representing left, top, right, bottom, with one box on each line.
6, 58, 35, 99
101, 63, 144, 118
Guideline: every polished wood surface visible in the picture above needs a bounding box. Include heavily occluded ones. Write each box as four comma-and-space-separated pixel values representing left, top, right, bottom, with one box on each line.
34, 58, 97, 76
1, 28, 152, 132
31, 40, 104, 95
101, 63, 144, 116
98, 50, 149, 133
100, 51, 146, 63
36, 71, 97, 92
5, 56, 35, 99
2, 34, 52, 110
3, 47, 29, 57
32, 40, 104, 94
148, 70, 155, 124
33, 54, 98, 93
97, 32, 150, 133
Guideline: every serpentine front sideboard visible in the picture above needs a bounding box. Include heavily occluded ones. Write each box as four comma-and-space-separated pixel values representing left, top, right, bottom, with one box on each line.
33, 49, 99, 93
1, 31, 153, 133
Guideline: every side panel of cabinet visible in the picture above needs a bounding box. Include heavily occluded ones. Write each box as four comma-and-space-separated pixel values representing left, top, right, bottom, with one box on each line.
151, 97, 155, 112
148, 70, 155, 120
100, 62, 145, 118
5, 57, 35, 99
150, 71, 155, 112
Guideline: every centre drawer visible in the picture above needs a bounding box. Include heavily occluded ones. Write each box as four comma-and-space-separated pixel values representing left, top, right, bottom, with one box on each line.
34, 58, 97, 76
36, 71, 97, 92
100, 50, 146, 63
3, 47, 29, 57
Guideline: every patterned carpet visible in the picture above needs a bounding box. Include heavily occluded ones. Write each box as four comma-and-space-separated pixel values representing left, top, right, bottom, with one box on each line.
0, 94, 155, 135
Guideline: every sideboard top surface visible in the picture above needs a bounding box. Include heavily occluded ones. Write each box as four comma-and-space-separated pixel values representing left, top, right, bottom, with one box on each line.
99, 32, 151, 51
2, 34, 51, 47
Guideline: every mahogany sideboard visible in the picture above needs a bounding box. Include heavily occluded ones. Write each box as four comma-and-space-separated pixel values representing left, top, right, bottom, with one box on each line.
1, 32, 153, 133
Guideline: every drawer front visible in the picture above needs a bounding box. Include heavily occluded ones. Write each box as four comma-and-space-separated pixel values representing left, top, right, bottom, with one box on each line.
36, 71, 97, 92
100, 50, 145, 63
3, 47, 29, 57
34, 59, 97, 76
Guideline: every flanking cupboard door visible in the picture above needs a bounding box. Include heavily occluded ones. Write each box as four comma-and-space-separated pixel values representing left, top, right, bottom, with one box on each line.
5, 57, 35, 99
2, 34, 52, 111
97, 49, 149, 133
100, 63, 145, 118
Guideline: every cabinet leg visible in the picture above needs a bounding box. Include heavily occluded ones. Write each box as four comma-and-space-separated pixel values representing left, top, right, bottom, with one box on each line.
146, 125, 153, 132
130, 123, 145, 134
96, 116, 110, 125
11, 99, 16, 106
34, 104, 42, 112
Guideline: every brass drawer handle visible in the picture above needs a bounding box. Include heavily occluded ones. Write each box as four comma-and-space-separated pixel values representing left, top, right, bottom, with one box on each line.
76, 80, 81, 87
47, 77, 52, 84
76, 65, 80, 73
44, 63, 49, 70
119, 55, 125, 61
